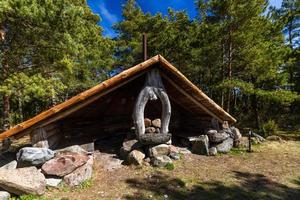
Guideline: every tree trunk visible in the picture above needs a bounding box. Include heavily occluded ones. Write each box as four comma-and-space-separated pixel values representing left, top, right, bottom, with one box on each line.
226, 30, 232, 113
1, 24, 10, 131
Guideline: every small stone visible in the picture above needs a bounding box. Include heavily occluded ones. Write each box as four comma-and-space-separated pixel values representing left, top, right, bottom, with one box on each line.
177, 147, 191, 154
155, 128, 160, 133
144, 157, 151, 163
64, 156, 93, 187
266, 135, 283, 142
17, 147, 55, 167
148, 144, 170, 157
56, 145, 88, 155
191, 135, 209, 155
209, 147, 217, 156
127, 150, 145, 165
145, 127, 156, 133
215, 137, 233, 153
41, 152, 89, 177
152, 119, 161, 128
151, 155, 172, 167
0, 160, 17, 170
144, 118, 152, 127
45, 177, 62, 188
0, 191, 10, 200
0, 166, 46, 195
119, 139, 140, 160
169, 152, 180, 160
164, 194, 168, 199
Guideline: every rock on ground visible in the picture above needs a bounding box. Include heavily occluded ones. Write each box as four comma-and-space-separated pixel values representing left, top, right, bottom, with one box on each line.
42, 152, 89, 177
94, 152, 123, 172
151, 155, 172, 167
207, 130, 230, 143
148, 144, 170, 157
139, 133, 171, 145
152, 119, 161, 128
235, 137, 249, 148
0, 167, 46, 195
56, 145, 88, 155
64, 156, 93, 187
209, 147, 217, 156
17, 147, 55, 167
215, 137, 233, 153
0, 161, 17, 170
169, 152, 180, 160
266, 135, 283, 142
169, 145, 179, 154
145, 127, 156, 133
0, 191, 10, 200
45, 177, 62, 188
127, 150, 145, 165
231, 127, 242, 141
119, 139, 140, 160
192, 135, 209, 155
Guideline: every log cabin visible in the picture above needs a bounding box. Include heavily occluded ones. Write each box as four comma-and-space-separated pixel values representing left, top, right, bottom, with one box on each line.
0, 55, 236, 149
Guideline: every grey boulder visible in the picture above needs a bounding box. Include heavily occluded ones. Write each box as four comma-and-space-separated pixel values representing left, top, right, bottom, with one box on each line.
215, 137, 233, 153
45, 177, 62, 188
119, 139, 141, 160
56, 145, 88, 155
0, 191, 10, 200
151, 155, 172, 167
0, 166, 46, 195
127, 150, 145, 165
17, 147, 55, 166
207, 130, 229, 143
191, 135, 209, 155
209, 147, 217, 156
148, 144, 170, 157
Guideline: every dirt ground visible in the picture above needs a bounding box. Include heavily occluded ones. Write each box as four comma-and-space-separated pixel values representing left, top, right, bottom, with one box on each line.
44, 141, 300, 200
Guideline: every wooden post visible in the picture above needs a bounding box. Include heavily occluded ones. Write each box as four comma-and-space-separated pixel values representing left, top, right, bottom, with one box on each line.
248, 130, 252, 152
133, 69, 171, 139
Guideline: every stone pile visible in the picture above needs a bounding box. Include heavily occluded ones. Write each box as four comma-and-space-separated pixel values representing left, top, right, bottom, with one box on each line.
0, 144, 94, 199
184, 125, 243, 156
121, 118, 179, 167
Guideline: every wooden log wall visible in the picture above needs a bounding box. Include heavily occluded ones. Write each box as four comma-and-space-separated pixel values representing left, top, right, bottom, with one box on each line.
30, 122, 62, 149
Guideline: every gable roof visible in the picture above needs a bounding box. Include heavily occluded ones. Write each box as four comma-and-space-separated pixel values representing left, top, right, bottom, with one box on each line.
0, 55, 236, 141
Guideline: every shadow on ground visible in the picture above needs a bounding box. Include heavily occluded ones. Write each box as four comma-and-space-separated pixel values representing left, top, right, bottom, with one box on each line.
124, 171, 300, 200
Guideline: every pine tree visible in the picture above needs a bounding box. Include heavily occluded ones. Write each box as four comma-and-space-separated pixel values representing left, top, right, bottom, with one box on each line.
0, 0, 114, 129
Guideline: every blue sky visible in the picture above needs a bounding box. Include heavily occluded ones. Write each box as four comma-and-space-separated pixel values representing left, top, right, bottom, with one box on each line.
87, 0, 283, 38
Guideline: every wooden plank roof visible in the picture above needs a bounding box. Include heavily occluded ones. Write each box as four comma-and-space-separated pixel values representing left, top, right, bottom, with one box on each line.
0, 55, 236, 141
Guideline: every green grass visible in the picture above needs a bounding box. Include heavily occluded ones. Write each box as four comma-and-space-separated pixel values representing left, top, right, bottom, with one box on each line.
164, 162, 175, 171
10, 194, 45, 200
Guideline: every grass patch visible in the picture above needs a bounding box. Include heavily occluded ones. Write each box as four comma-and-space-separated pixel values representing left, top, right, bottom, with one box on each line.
76, 179, 92, 190
165, 162, 175, 171
10, 194, 45, 200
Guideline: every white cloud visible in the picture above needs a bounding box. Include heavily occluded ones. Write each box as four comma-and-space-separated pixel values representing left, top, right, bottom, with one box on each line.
98, 2, 118, 24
